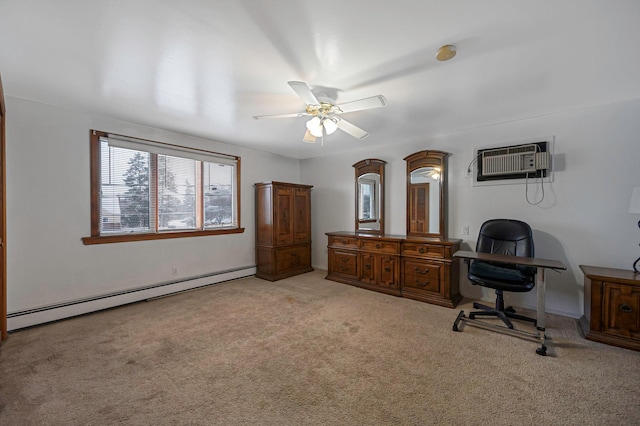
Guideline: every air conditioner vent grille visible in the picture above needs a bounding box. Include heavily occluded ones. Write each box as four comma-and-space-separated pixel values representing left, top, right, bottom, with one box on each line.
481, 144, 550, 176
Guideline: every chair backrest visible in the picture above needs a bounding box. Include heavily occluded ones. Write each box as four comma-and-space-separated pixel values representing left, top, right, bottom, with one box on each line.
476, 219, 535, 274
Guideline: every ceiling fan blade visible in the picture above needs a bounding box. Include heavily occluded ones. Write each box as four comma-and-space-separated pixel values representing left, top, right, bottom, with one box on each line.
253, 112, 308, 120
335, 95, 387, 114
336, 118, 369, 140
288, 81, 319, 105
302, 130, 316, 143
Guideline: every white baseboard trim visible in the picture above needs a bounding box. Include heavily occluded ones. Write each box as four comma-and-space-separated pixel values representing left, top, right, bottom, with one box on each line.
7, 266, 256, 331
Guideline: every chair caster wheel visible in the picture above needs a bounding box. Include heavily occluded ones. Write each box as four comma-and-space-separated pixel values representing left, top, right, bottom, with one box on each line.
453, 324, 459, 332
536, 346, 547, 356
505, 306, 516, 314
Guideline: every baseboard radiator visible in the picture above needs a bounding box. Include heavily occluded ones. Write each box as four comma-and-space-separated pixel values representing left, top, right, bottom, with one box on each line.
7, 266, 256, 331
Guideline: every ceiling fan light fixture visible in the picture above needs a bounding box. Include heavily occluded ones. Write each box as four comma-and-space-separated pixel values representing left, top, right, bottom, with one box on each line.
436, 44, 456, 61
306, 117, 323, 137
323, 118, 338, 135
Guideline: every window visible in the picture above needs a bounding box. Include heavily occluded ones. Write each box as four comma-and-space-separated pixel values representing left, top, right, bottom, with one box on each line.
83, 130, 243, 244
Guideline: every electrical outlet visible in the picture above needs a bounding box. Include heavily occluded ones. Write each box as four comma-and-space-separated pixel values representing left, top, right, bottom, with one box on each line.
462, 225, 470, 236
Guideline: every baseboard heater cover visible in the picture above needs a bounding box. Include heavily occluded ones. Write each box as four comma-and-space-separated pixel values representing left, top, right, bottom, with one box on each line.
7, 265, 256, 331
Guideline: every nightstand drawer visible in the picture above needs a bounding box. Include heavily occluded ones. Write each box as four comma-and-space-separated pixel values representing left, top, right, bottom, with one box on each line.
603, 283, 640, 340
580, 265, 640, 352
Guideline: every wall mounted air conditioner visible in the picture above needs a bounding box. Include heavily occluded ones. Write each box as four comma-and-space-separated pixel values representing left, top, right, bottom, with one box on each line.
481, 144, 551, 177
472, 138, 554, 186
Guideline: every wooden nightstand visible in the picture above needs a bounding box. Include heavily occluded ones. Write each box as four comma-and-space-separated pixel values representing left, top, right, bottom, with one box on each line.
579, 265, 640, 352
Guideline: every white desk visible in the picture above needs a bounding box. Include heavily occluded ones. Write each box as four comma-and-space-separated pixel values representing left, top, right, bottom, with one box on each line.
453, 250, 566, 355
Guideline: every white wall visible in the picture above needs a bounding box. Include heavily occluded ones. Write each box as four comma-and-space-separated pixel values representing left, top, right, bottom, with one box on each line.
7, 96, 640, 326
302, 98, 640, 318
6, 97, 302, 329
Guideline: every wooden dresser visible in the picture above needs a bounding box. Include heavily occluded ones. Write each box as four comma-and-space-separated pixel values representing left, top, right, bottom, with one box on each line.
579, 265, 640, 352
327, 231, 461, 308
255, 182, 313, 281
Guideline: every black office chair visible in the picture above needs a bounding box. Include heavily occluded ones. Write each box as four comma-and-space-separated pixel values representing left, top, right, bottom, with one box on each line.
466, 219, 537, 329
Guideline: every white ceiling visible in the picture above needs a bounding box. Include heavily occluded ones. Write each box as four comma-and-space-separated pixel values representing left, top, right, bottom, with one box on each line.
2, 1, 640, 159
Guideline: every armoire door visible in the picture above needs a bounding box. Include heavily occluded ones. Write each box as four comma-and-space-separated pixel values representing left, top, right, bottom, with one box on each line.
293, 187, 310, 243
274, 185, 294, 245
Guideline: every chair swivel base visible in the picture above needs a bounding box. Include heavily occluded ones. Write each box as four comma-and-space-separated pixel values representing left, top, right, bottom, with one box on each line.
453, 310, 548, 356
469, 302, 537, 329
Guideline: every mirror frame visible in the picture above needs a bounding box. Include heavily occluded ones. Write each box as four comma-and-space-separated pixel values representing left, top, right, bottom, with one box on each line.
404, 150, 448, 238
353, 158, 386, 234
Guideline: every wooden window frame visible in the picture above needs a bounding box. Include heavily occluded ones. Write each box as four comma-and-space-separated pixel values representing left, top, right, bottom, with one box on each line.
83, 130, 244, 245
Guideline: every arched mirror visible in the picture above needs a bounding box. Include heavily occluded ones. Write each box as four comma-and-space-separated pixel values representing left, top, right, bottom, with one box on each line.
353, 159, 386, 234
404, 150, 448, 238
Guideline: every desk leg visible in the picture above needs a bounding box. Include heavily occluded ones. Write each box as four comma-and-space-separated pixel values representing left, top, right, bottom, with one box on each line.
535, 267, 547, 355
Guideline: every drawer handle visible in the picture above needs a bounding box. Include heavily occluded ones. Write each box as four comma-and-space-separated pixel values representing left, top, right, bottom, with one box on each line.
415, 279, 429, 287
413, 267, 429, 274
340, 257, 350, 262
418, 247, 425, 253
340, 266, 350, 272
376, 243, 381, 249
619, 304, 633, 313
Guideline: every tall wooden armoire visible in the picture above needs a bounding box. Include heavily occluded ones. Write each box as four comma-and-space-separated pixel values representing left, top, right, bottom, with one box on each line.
255, 182, 313, 281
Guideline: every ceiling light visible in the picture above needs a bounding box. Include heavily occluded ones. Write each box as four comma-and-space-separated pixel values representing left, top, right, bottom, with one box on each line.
306, 117, 323, 137
436, 44, 456, 61
323, 118, 338, 135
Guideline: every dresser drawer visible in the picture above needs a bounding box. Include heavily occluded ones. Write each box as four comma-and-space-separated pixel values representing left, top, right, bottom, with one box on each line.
360, 239, 400, 254
329, 235, 359, 249
330, 249, 358, 277
401, 242, 445, 259
403, 260, 441, 293
276, 245, 311, 272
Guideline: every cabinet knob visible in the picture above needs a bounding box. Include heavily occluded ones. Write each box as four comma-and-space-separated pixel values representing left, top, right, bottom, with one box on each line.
365, 264, 371, 269
342, 240, 347, 245
418, 247, 425, 253
376, 243, 381, 249
619, 304, 633, 313
385, 267, 391, 272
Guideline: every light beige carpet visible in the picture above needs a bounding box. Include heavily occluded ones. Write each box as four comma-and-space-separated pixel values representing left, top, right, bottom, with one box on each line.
1, 270, 639, 425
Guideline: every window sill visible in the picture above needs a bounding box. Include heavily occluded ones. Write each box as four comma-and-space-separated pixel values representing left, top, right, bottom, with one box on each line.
82, 227, 245, 245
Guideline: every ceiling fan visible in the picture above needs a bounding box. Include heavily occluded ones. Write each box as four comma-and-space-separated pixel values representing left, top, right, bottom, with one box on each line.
253, 81, 387, 143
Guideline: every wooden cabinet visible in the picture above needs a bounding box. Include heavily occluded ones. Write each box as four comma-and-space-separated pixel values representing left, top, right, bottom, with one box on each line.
358, 238, 401, 296
256, 182, 313, 281
327, 233, 403, 295
579, 265, 640, 352
401, 238, 461, 308
326, 232, 461, 307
